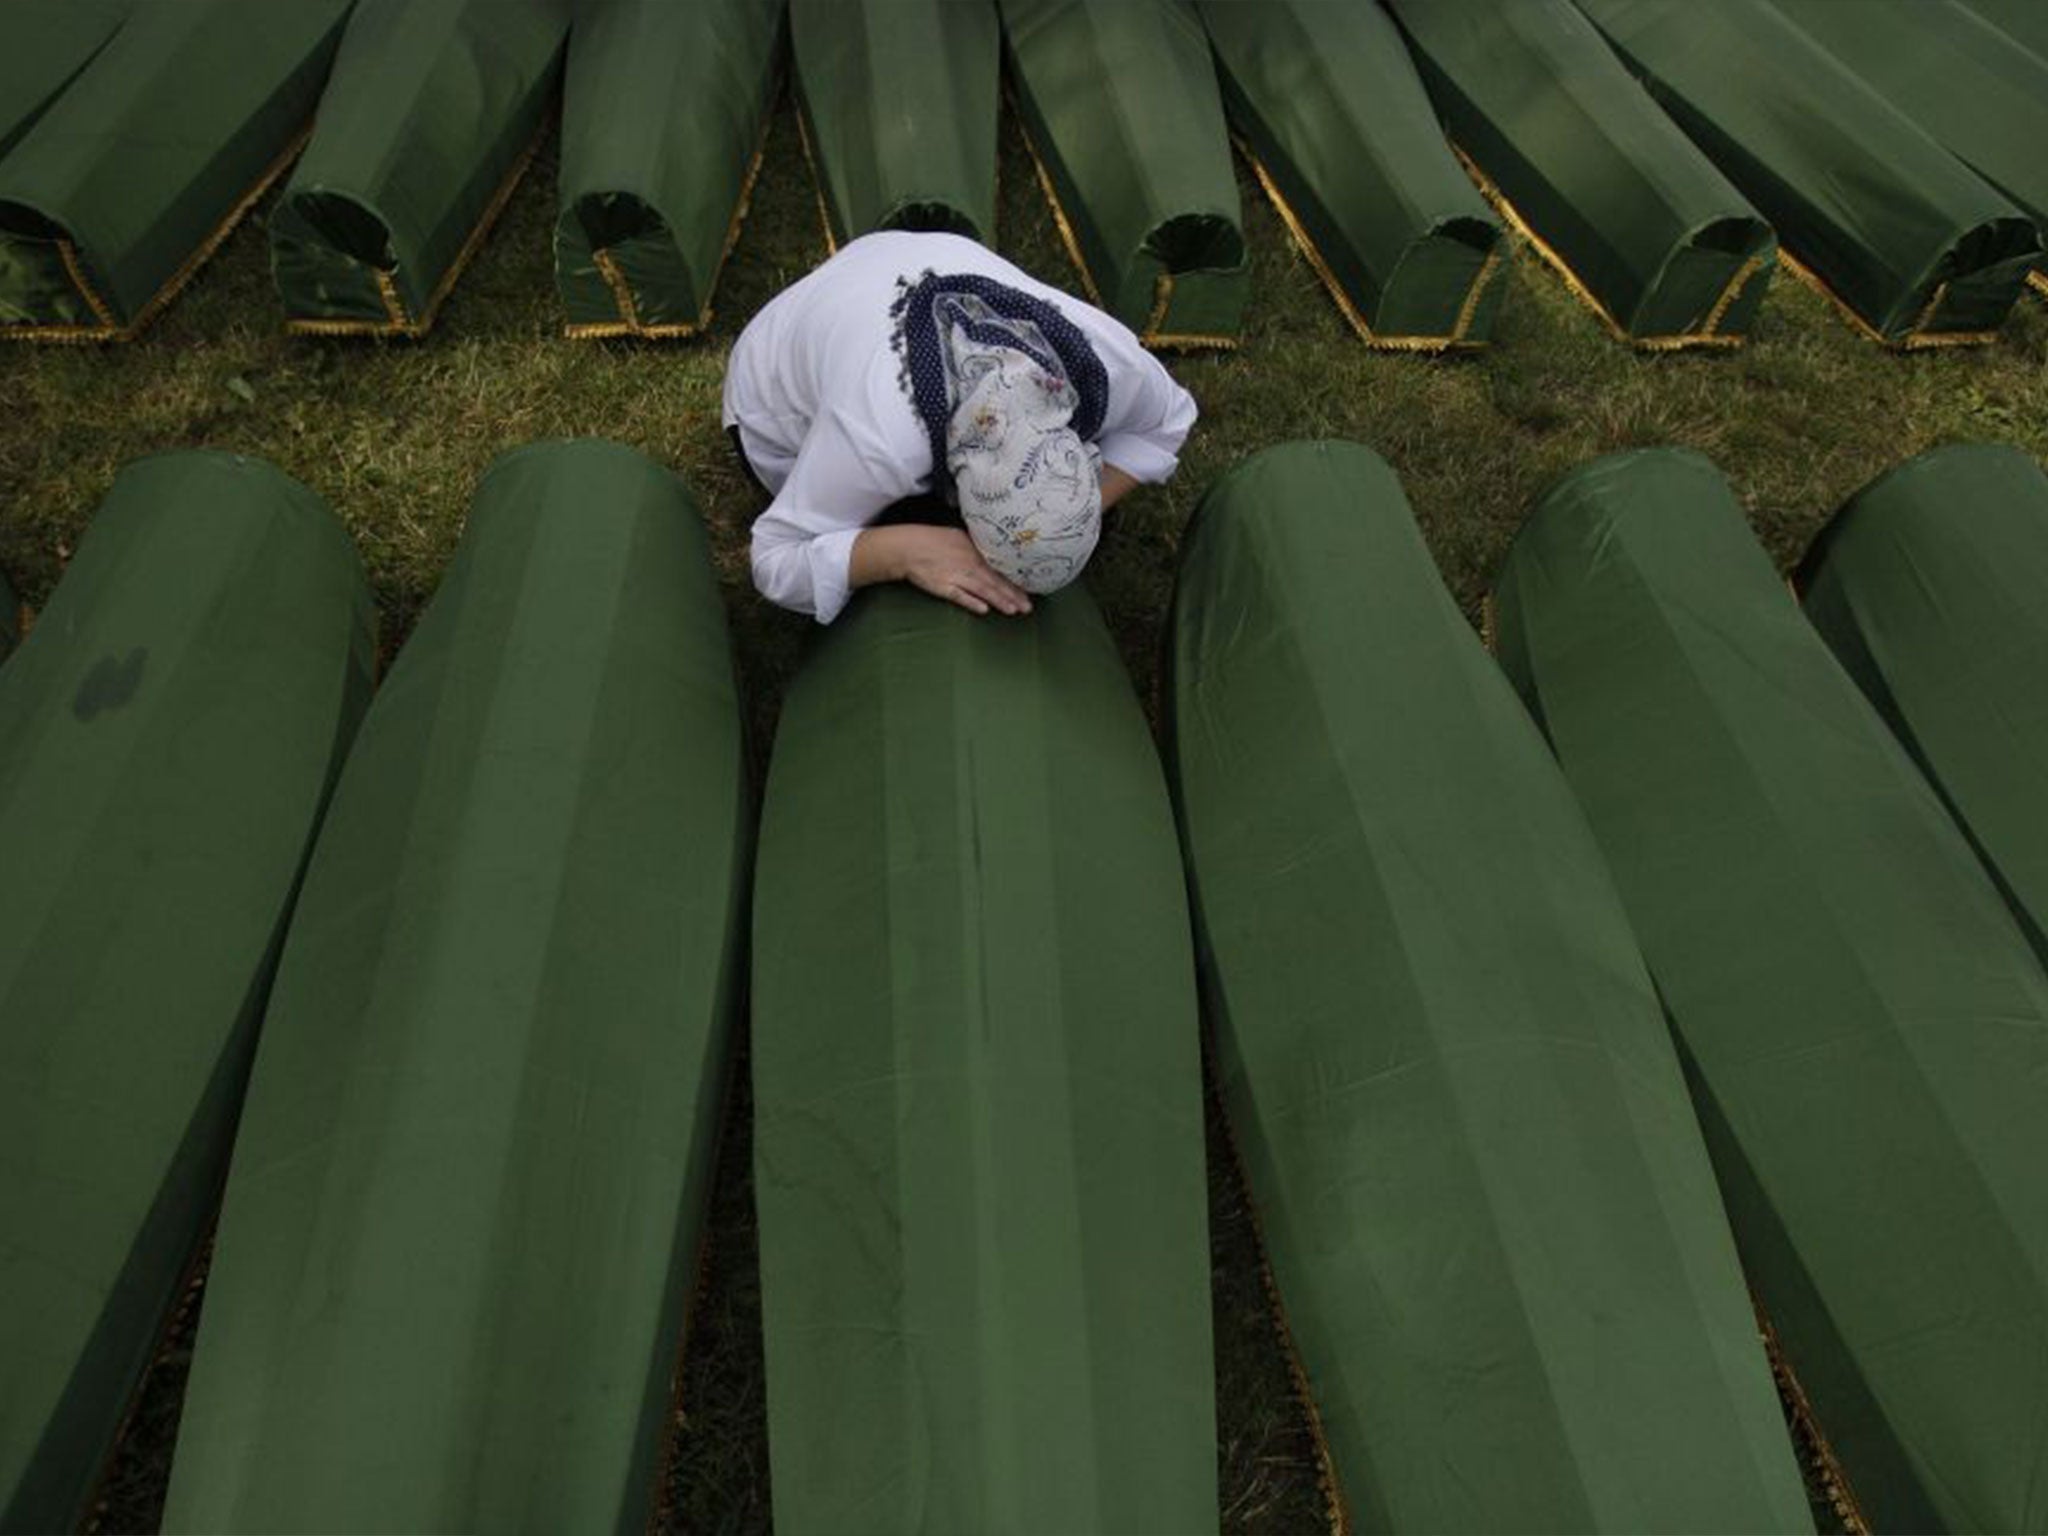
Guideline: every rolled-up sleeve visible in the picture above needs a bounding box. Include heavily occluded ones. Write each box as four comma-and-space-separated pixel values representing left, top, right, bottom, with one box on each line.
748, 407, 915, 623
1093, 341, 1199, 484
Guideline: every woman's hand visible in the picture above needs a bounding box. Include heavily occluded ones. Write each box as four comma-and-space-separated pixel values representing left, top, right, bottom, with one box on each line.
850, 525, 1033, 616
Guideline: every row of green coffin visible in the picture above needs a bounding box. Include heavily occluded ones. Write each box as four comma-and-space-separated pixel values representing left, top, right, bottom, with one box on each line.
4, 434, 2048, 1530
6, 0, 2046, 348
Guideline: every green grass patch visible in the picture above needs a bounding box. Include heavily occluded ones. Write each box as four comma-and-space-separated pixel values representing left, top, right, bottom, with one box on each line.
18, 88, 2046, 1534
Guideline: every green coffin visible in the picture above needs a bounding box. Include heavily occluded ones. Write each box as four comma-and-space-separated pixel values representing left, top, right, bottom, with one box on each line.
789, 0, 999, 246
1800, 444, 2048, 966
272, 0, 568, 336
1957, 0, 2048, 65
556, 0, 783, 338
1168, 442, 1809, 1534
1492, 448, 2048, 1533
0, 0, 350, 341
1574, 0, 2041, 346
1770, 0, 2048, 283
0, 451, 373, 1532
0, 0, 129, 160
1196, 0, 1504, 351
1002, 0, 1246, 347
753, 585, 1216, 1535
1389, 0, 1775, 347
162, 442, 751, 1534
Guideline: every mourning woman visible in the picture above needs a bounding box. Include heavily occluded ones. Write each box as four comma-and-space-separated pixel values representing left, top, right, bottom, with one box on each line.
724, 230, 1198, 621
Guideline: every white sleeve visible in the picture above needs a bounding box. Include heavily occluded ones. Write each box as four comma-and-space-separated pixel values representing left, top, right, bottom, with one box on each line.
749, 407, 919, 624
1093, 336, 1199, 485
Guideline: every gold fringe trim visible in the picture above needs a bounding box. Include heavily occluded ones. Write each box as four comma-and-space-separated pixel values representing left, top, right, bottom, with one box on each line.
1451, 142, 1757, 353
1204, 1043, 1351, 1536
2, 121, 313, 345
567, 87, 782, 341
1141, 271, 1240, 353
1012, 86, 1238, 350
2029, 268, 2047, 299
1480, 591, 1499, 656
791, 101, 840, 257
1754, 1297, 1869, 1535
1776, 249, 1998, 351
1240, 136, 1493, 353
285, 122, 544, 339
56, 239, 120, 332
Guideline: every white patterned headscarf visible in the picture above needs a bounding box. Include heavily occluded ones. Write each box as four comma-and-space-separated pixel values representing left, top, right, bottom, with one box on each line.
937, 298, 1103, 594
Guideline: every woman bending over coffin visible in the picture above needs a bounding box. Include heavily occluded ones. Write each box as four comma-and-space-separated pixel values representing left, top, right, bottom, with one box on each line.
724, 230, 1198, 621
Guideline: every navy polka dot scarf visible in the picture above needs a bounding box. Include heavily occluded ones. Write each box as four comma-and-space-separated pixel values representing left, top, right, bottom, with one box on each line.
891, 270, 1109, 490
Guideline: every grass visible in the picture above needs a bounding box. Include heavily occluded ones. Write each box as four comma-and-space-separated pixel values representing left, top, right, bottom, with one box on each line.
11, 80, 2047, 1535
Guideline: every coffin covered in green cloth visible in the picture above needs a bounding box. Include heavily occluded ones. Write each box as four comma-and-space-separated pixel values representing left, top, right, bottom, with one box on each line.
1492, 448, 2048, 1533
272, 0, 569, 336
556, 0, 783, 338
0, 451, 373, 1532
753, 585, 1216, 1535
1958, 0, 2048, 65
1770, 0, 2048, 267
1574, 0, 2041, 346
1167, 442, 1809, 1534
789, 0, 999, 246
0, 0, 129, 160
0, 0, 350, 341
1389, 0, 1775, 347
1800, 444, 2048, 965
1196, 0, 1503, 351
162, 442, 751, 1534
1002, 0, 1245, 347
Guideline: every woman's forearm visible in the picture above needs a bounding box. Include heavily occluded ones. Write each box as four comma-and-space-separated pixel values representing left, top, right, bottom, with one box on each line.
1100, 464, 1140, 510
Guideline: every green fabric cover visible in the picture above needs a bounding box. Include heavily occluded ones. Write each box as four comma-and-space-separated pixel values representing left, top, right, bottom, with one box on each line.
272, 0, 568, 333
1002, 0, 1246, 343
1167, 442, 1810, 1534
1770, 0, 2048, 260
1196, 0, 1504, 349
1574, 0, 2040, 343
1390, 0, 1775, 345
0, 451, 373, 1532
0, 0, 130, 160
555, 0, 783, 336
752, 585, 1216, 1536
789, 0, 999, 244
162, 441, 751, 1534
1492, 448, 2048, 1533
1801, 444, 2048, 966
0, 0, 350, 337
1957, 0, 2048, 64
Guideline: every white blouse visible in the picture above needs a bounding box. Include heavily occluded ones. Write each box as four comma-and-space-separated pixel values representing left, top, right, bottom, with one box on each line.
722, 231, 1200, 622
